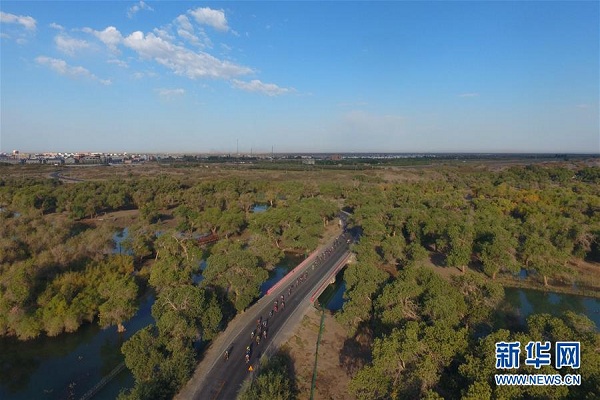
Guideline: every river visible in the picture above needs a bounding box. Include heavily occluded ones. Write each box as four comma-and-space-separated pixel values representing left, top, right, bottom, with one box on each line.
0, 293, 154, 400
2, 240, 596, 400
0, 227, 301, 400
321, 269, 599, 332
503, 287, 600, 330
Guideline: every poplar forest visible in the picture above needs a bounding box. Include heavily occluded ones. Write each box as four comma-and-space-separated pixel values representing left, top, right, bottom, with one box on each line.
0, 160, 598, 399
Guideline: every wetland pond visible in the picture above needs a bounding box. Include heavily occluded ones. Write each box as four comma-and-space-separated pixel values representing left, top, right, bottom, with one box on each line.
0, 229, 302, 400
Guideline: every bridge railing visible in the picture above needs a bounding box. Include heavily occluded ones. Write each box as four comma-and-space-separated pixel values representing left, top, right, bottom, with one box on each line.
310, 252, 351, 303
266, 233, 345, 296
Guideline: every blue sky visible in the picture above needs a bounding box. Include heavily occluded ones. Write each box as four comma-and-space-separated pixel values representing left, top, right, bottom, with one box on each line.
1, 1, 598, 153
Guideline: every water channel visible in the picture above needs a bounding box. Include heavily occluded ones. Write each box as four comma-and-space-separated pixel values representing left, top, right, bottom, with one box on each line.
2, 222, 597, 400
0, 227, 300, 400
320, 269, 599, 333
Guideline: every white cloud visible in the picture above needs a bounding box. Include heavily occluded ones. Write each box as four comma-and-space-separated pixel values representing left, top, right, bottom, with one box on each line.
108, 58, 128, 68
153, 27, 175, 42
175, 14, 194, 33
0, 11, 36, 31
36, 56, 111, 85
231, 79, 292, 96
576, 104, 591, 109
175, 15, 199, 45
155, 88, 185, 99
127, 1, 153, 19
177, 27, 199, 44
173, 14, 213, 48
83, 26, 123, 52
123, 31, 252, 79
189, 7, 229, 32
49, 22, 64, 31
458, 92, 479, 98
133, 70, 158, 79
55, 34, 90, 56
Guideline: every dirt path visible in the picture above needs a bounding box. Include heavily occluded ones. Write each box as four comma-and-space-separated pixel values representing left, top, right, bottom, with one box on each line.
281, 309, 355, 400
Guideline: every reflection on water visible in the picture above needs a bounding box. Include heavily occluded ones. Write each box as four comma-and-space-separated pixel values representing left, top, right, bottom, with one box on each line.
260, 266, 288, 295
251, 204, 268, 213
259, 255, 303, 295
112, 228, 132, 255
0, 252, 302, 399
319, 269, 347, 311
0, 293, 154, 400
322, 275, 600, 335
503, 288, 599, 331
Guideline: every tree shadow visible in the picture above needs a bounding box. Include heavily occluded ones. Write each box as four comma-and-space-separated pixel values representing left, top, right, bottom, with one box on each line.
429, 251, 446, 267
271, 348, 298, 396
338, 322, 373, 376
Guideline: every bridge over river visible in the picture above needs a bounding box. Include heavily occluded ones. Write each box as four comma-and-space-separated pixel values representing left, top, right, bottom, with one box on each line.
176, 233, 352, 400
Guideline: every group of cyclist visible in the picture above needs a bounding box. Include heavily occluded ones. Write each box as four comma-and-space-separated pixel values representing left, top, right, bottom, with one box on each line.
311, 232, 349, 269
224, 233, 352, 365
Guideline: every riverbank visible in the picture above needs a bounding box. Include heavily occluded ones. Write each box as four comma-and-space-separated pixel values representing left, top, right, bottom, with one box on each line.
497, 259, 600, 299
421, 254, 600, 300
498, 278, 600, 299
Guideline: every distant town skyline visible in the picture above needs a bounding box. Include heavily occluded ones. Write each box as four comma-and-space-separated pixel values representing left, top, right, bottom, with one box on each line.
1, 1, 598, 153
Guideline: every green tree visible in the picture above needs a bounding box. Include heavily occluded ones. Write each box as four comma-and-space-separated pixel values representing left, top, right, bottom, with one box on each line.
204, 240, 268, 312
451, 273, 504, 330
98, 273, 138, 333
337, 261, 388, 335
122, 326, 164, 383
478, 228, 518, 280
249, 234, 284, 270
238, 354, 296, 400
521, 231, 568, 286
445, 219, 474, 273
149, 233, 202, 292
152, 285, 221, 344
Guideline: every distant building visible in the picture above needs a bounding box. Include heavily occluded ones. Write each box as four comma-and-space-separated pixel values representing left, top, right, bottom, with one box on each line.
44, 157, 64, 165
108, 156, 124, 164
330, 154, 342, 161
0, 155, 21, 164
302, 159, 315, 165
80, 156, 105, 165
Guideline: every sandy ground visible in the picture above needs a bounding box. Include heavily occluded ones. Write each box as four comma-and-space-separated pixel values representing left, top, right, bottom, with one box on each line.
281, 309, 356, 400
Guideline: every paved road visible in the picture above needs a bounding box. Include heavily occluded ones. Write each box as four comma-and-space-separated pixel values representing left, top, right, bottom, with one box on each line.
177, 235, 351, 400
